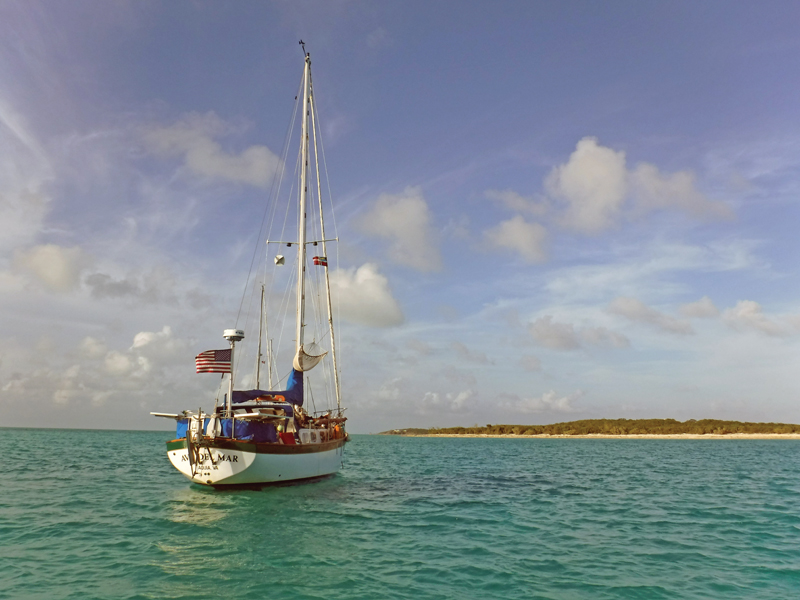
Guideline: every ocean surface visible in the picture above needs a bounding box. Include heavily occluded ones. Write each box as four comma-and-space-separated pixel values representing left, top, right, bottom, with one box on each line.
2, 429, 800, 599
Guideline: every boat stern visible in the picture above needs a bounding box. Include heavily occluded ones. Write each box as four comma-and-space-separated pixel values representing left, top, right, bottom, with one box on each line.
166, 439, 256, 485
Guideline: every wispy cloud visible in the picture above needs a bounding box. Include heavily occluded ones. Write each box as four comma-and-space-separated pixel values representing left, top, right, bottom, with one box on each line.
450, 340, 492, 364
722, 300, 795, 337
519, 355, 542, 372
543, 239, 762, 304
608, 297, 693, 335
0, 98, 53, 255
680, 296, 720, 318
528, 316, 630, 350
485, 189, 548, 216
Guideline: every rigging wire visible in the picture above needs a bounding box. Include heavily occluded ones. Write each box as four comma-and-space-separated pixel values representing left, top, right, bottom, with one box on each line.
235, 71, 305, 328
235, 83, 304, 386
226, 56, 342, 415
309, 72, 341, 410
236, 75, 304, 384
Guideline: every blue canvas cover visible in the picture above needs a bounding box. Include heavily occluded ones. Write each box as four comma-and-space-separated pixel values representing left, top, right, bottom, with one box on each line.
177, 417, 232, 439
232, 420, 278, 443
231, 368, 304, 406
175, 418, 278, 442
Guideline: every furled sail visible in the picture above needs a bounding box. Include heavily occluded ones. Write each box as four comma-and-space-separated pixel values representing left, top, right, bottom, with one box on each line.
293, 343, 327, 372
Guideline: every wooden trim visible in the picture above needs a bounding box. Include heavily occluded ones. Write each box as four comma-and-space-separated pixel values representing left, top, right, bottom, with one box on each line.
166, 437, 346, 455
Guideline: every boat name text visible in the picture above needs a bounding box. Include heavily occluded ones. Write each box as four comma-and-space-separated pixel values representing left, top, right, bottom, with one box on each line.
181, 453, 239, 463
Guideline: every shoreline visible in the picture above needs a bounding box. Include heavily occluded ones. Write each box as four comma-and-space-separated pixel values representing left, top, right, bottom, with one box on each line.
396, 433, 800, 440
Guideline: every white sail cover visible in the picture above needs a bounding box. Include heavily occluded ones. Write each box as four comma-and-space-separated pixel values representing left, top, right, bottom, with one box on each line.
293, 344, 328, 372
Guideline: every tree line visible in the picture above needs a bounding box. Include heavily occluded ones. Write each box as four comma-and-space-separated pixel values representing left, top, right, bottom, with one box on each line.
381, 419, 800, 436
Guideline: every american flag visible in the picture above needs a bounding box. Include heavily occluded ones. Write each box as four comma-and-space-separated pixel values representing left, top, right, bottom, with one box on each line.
195, 349, 232, 373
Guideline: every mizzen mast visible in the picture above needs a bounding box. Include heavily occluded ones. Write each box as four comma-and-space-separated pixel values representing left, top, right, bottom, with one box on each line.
255, 285, 263, 388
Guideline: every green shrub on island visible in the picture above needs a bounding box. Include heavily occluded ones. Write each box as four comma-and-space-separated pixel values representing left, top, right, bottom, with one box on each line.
381, 419, 800, 436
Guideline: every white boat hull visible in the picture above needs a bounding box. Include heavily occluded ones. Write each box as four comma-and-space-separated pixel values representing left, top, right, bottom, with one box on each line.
166, 438, 346, 486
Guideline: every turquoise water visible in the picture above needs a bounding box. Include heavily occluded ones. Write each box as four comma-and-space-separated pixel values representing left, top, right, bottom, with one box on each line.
2, 429, 800, 599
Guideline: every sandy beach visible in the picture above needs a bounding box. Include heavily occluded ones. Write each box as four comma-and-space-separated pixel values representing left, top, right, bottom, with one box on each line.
402, 433, 800, 440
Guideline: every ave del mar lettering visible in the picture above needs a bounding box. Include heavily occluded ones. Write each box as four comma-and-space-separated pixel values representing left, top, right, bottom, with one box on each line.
181, 453, 239, 464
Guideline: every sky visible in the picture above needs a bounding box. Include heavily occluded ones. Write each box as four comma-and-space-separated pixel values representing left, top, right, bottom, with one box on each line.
2, 1, 800, 433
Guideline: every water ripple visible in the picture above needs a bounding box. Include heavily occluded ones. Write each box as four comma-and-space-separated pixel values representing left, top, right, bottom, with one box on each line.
2, 430, 800, 599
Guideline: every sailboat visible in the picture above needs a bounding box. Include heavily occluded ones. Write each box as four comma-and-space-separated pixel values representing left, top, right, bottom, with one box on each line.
151, 46, 347, 486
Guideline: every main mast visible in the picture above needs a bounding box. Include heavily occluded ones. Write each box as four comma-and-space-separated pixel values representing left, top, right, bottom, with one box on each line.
296, 52, 311, 355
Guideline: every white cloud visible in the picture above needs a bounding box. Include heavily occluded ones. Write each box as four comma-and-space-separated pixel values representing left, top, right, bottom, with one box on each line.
104, 351, 133, 376
145, 112, 280, 188
131, 325, 188, 359
484, 215, 548, 263
14, 244, 90, 292
680, 296, 720, 318
358, 186, 441, 271
529, 316, 581, 350
79, 336, 107, 359
608, 296, 694, 335
420, 389, 475, 412
100, 326, 189, 378
421, 391, 440, 407
546, 137, 627, 233
580, 326, 631, 348
630, 163, 733, 220
91, 391, 112, 407
448, 389, 475, 410
84, 267, 183, 305
378, 377, 402, 401
512, 390, 582, 414
528, 316, 629, 350
545, 137, 731, 233
0, 322, 207, 419
451, 341, 491, 364
722, 300, 789, 336
330, 263, 404, 327
53, 389, 75, 405
52, 364, 82, 405
519, 355, 542, 372
84, 273, 141, 299
485, 189, 548, 216
443, 365, 478, 387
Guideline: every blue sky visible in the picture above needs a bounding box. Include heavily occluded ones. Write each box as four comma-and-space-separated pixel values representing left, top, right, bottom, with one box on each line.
2, 1, 800, 432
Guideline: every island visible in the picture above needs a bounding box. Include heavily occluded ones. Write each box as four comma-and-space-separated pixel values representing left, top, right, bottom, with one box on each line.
379, 419, 800, 439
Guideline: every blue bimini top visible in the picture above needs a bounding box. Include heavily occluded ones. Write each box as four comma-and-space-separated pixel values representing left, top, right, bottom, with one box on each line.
230, 368, 304, 406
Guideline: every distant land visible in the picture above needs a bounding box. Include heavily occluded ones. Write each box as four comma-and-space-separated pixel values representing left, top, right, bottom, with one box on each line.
379, 419, 800, 438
